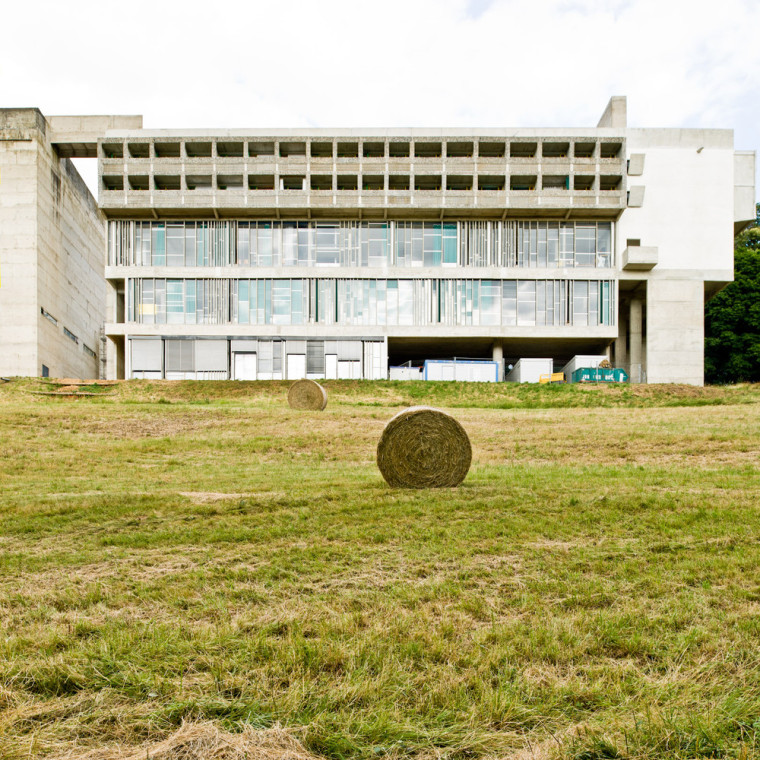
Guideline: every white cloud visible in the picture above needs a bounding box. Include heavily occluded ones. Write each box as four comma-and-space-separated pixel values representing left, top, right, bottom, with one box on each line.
4, 0, 757, 194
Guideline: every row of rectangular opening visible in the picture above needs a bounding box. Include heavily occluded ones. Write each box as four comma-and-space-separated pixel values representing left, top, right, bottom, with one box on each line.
103, 141, 623, 160
105, 174, 623, 192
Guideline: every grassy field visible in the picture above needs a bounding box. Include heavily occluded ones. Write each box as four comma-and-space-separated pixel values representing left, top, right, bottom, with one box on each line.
1, 378, 760, 759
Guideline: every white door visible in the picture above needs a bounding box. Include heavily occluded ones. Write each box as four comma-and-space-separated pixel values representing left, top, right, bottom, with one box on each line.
287, 353, 307, 380
338, 360, 360, 379
233, 353, 257, 380
325, 354, 338, 380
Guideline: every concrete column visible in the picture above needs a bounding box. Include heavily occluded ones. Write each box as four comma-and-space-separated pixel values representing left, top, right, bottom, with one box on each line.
615, 306, 628, 372
629, 298, 643, 383
492, 340, 504, 381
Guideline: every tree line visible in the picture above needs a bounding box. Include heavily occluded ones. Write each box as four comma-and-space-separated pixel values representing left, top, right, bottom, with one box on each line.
704, 203, 760, 384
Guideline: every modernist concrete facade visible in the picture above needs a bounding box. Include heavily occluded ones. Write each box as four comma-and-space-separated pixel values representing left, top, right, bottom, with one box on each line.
1, 100, 755, 384
0, 109, 140, 378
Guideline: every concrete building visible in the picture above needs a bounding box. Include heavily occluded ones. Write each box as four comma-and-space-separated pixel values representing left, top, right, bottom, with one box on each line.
98, 97, 755, 385
0, 109, 140, 378
1, 100, 755, 384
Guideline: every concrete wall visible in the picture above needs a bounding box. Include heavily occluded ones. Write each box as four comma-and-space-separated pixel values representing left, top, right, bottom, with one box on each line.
0, 110, 43, 376
0, 109, 105, 378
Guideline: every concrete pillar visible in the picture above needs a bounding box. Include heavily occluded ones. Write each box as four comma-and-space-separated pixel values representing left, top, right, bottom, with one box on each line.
629, 298, 643, 383
492, 341, 504, 381
615, 306, 628, 372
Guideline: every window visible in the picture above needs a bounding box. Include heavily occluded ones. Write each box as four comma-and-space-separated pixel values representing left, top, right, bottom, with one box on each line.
446, 175, 472, 191
574, 175, 594, 190
574, 142, 595, 158
155, 142, 181, 158
248, 175, 274, 190
128, 143, 150, 158
600, 142, 622, 158
389, 142, 410, 157
41, 365, 49, 378
337, 142, 358, 158
83, 344, 97, 359
186, 175, 212, 190
103, 176, 123, 191
155, 175, 181, 190
185, 142, 212, 157
478, 175, 505, 191
311, 142, 333, 158
279, 142, 306, 157
281, 175, 305, 190
542, 175, 569, 190
249, 142, 275, 157
414, 175, 441, 191
311, 175, 333, 190
447, 142, 473, 158
479, 141, 505, 158
217, 142, 244, 157
102, 143, 123, 158
510, 142, 537, 158
41, 307, 58, 326
510, 175, 536, 190
414, 142, 442, 158
599, 175, 622, 191
388, 175, 410, 190
128, 176, 149, 190
363, 142, 384, 158
542, 142, 569, 158
362, 175, 384, 191
63, 327, 79, 344
337, 175, 358, 190
217, 175, 244, 189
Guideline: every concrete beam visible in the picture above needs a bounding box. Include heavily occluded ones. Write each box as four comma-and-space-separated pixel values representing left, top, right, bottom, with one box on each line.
48, 115, 143, 157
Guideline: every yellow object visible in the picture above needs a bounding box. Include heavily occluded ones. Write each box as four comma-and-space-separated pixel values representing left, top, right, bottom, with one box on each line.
539, 372, 565, 384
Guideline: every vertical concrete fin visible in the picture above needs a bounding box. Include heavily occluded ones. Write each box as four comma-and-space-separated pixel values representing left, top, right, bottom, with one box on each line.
597, 97, 627, 129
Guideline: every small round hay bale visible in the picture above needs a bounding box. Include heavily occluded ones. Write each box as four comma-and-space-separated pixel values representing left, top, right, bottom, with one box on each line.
288, 379, 328, 411
377, 406, 471, 488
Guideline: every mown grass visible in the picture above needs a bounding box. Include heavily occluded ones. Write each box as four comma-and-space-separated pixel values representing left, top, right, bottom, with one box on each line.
1, 379, 760, 759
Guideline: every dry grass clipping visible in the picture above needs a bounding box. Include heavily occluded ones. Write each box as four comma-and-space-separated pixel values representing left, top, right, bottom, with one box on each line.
53, 721, 320, 760
287, 380, 328, 411
377, 406, 472, 488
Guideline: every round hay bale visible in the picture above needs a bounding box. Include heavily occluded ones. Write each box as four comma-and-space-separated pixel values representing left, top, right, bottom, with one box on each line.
287, 379, 328, 411
377, 406, 471, 488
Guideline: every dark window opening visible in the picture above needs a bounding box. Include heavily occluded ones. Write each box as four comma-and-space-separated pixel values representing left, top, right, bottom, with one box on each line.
249, 142, 275, 157
103, 175, 124, 191
217, 174, 243, 189
154, 175, 181, 190
414, 142, 442, 158
102, 143, 123, 158
248, 174, 274, 190
128, 175, 149, 190
415, 175, 441, 191
280, 142, 306, 157
185, 142, 212, 158
478, 175, 505, 191
510, 175, 536, 190
362, 175, 384, 190
447, 142, 473, 158
311, 142, 333, 158
510, 142, 537, 158
217, 142, 244, 157
185, 175, 212, 190
446, 175, 472, 190
479, 141, 505, 158
337, 175, 358, 190
542, 175, 569, 189
363, 142, 385, 158
600, 142, 622, 158
600, 175, 622, 190
337, 142, 359, 158
574, 175, 594, 190
389, 142, 410, 157
310, 175, 333, 190
542, 142, 570, 158
128, 143, 150, 158
154, 142, 181, 158
574, 142, 595, 158
389, 175, 410, 190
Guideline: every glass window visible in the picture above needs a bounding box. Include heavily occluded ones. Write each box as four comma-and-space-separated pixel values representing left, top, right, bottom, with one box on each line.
151, 223, 166, 266
517, 281, 536, 325
575, 224, 596, 267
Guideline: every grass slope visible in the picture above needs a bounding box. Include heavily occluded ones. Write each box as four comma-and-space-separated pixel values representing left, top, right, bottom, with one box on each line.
1, 379, 760, 759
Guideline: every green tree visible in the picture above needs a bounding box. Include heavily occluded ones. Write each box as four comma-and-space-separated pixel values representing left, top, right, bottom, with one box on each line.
705, 203, 760, 383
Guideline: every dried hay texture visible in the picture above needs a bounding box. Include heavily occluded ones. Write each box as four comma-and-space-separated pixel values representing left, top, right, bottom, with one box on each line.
53, 721, 319, 760
377, 406, 472, 488
288, 379, 328, 411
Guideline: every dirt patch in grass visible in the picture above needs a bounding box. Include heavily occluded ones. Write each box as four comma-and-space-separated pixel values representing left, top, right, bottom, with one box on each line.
52, 721, 319, 760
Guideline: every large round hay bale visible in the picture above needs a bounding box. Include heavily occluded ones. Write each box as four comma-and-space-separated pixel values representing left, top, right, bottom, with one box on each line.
288, 379, 328, 411
377, 406, 471, 488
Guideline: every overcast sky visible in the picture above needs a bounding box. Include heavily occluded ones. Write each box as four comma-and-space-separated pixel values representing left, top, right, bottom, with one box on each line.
2, 0, 758, 197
